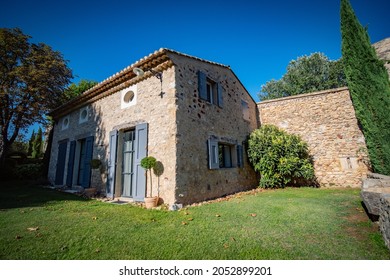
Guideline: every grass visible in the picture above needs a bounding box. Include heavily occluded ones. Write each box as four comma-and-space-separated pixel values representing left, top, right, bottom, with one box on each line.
0, 181, 389, 260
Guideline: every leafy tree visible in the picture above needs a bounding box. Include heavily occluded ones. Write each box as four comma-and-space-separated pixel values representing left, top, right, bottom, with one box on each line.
31, 127, 43, 159
63, 79, 98, 102
341, 0, 390, 175
10, 134, 28, 155
259, 53, 347, 100
247, 125, 315, 188
0, 28, 73, 166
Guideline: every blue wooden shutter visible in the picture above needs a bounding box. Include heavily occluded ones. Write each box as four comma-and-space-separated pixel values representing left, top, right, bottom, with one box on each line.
81, 136, 94, 188
55, 141, 68, 185
237, 145, 244, 168
107, 130, 118, 199
198, 71, 207, 100
217, 82, 223, 108
66, 141, 76, 186
208, 139, 219, 169
133, 123, 148, 201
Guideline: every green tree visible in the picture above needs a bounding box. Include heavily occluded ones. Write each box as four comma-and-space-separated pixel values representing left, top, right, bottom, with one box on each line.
27, 130, 35, 157
10, 134, 28, 155
341, 0, 390, 175
259, 53, 347, 100
247, 125, 315, 188
31, 127, 43, 159
0, 28, 73, 166
63, 79, 98, 102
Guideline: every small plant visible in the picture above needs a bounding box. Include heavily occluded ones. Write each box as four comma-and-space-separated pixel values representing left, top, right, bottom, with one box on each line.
141, 156, 157, 171
247, 124, 315, 188
140, 156, 157, 197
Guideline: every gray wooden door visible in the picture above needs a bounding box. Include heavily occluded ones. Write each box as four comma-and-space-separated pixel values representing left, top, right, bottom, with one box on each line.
55, 140, 68, 185
66, 140, 76, 186
107, 130, 118, 199
132, 123, 148, 201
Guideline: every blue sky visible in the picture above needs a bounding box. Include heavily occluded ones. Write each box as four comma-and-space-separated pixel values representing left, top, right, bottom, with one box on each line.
1, 0, 389, 136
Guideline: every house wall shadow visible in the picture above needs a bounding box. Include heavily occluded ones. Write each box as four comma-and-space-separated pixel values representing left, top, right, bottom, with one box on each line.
0, 181, 88, 210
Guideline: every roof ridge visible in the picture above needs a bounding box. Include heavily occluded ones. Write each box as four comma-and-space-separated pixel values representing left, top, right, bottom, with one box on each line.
162, 48, 230, 69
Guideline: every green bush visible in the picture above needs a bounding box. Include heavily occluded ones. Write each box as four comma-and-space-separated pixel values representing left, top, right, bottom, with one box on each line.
248, 125, 315, 188
12, 163, 43, 180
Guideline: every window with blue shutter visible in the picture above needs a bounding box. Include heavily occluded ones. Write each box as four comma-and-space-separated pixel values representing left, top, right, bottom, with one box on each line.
237, 145, 244, 168
208, 139, 219, 169
55, 140, 68, 185
198, 71, 207, 100
198, 71, 223, 107
66, 141, 76, 186
208, 138, 244, 169
217, 82, 223, 108
107, 130, 118, 199
132, 123, 148, 201
81, 136, 94, 188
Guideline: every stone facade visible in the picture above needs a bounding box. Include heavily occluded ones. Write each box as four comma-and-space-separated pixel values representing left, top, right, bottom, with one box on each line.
169, 53, 259, 204
379, 194, 390, 250
48, 49, 259, 206
258, 88, 370, 188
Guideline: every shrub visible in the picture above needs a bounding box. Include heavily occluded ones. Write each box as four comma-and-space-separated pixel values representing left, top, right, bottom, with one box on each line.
12, 163, 43, 180
247, 125, 315, 188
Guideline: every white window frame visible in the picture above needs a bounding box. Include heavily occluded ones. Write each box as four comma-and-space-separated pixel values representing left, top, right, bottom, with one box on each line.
79, 106, 89, 124
241, 99, 250, 121
121, 85, 137, 109
61, 115, 70, 130
208, 138, 243, 170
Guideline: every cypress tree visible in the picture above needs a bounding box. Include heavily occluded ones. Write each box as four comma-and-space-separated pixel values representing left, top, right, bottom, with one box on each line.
341, 0, 390, 175
32, 127, 43, 159
27, 130, 35, 157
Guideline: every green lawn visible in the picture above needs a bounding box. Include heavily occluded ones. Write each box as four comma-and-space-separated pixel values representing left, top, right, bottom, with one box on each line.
0, 181, 389, 260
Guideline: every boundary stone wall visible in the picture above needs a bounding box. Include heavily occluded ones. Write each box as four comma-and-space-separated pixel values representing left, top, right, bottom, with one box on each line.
258, 87, 370, 188
380, 194, 390, 250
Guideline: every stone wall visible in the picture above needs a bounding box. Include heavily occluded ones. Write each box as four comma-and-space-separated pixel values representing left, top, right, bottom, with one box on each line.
169, 53, 259, 205
379, 194, 390, 250
258, 87, 370, 188
49, 66, 178, 205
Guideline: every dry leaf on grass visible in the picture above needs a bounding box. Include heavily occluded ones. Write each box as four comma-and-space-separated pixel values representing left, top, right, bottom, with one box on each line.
249, 213, 257, 217
27, 227, 39, 231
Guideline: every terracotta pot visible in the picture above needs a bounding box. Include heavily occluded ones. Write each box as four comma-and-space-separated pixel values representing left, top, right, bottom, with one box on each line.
84, 187, 97, 197
144, 196, 158, 209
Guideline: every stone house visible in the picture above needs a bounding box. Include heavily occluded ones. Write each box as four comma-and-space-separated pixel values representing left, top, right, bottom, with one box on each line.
48, 48, 370, 206
48, 48, 259, 206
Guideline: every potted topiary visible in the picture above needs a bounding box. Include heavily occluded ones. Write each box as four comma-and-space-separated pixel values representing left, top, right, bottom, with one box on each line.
140, 156, 158, 208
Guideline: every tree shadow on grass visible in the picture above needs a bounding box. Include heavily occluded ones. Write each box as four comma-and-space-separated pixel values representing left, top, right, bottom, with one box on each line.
0, 180, 88, 210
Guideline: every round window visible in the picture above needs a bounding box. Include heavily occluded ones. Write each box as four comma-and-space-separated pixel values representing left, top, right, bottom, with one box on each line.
123, 90, 135, 103
63, 118, 69, 127
81, 109, 88, 120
